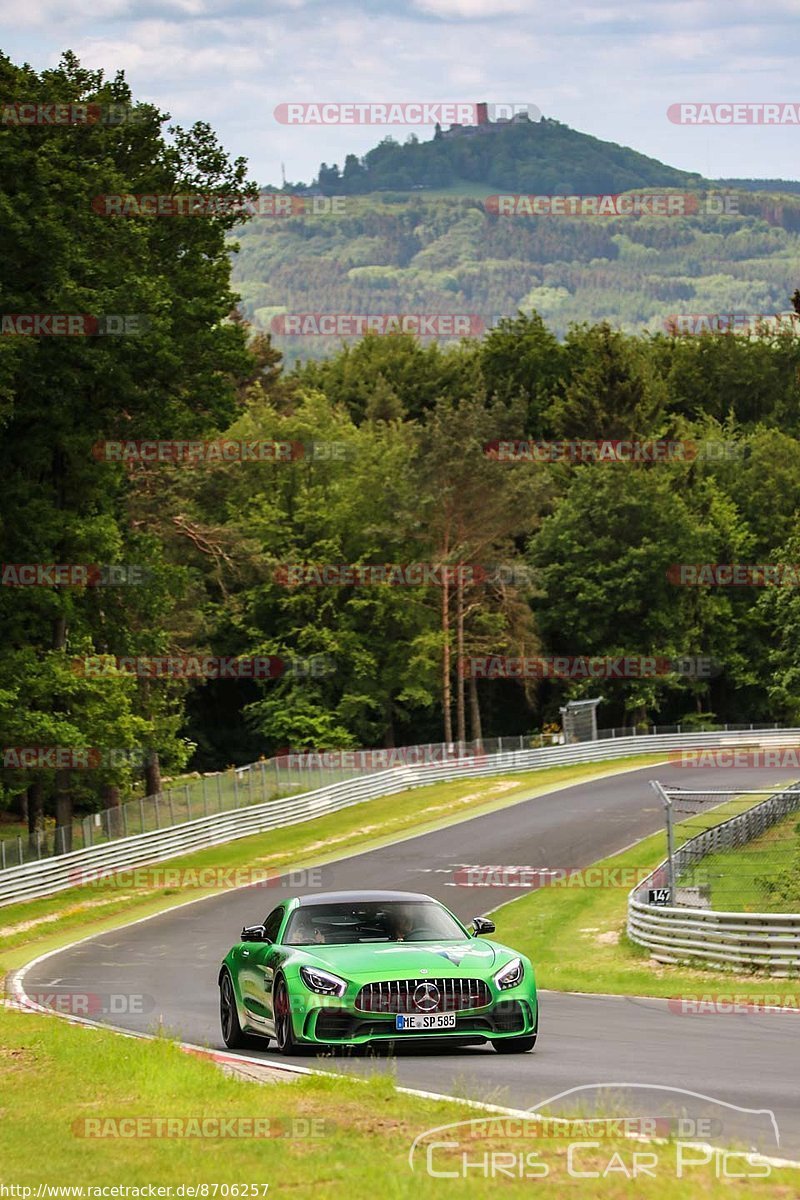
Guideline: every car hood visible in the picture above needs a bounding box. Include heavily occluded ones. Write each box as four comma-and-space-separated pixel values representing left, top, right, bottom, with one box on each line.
293, 939, 506, 978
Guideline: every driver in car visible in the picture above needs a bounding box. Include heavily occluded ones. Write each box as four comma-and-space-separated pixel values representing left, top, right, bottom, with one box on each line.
292, 914, 327, 944
391, 909, 418, 941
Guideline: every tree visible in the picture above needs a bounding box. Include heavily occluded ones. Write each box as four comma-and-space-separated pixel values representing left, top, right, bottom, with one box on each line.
478, 313, 567, 435
545, 323, 666, 440
0, 51, 256, 838
528, 463, 750, 726
415, 394, 550, 740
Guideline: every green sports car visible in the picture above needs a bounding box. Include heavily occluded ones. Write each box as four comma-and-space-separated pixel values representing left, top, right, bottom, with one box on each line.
218, 889, 538, 1054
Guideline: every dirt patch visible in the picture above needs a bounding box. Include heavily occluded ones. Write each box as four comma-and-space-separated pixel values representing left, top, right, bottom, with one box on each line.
0, 896, 135, 939
596, 931, 621, 945
0, 1045, 37, 1074
253, 782, 522, 867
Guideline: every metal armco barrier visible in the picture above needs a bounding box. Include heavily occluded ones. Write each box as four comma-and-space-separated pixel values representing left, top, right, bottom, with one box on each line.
628, 781, 800, 975
2, 727, 799, 908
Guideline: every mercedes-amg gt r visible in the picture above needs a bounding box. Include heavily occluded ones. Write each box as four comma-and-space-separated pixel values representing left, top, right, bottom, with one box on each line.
218, 889, 538, 1054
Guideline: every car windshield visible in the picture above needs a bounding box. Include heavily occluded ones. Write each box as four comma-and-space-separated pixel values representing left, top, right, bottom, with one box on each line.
282, 900, 467, 946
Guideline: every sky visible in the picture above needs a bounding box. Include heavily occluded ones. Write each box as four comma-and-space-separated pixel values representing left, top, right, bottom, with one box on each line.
2, 0, 799, 188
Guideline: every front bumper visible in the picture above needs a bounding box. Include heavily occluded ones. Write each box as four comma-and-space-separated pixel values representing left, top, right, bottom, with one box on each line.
291, 988, 538, 1046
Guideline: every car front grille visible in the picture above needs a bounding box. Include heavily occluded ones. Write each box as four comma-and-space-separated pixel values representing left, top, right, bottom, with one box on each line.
355, 977, 491, 1014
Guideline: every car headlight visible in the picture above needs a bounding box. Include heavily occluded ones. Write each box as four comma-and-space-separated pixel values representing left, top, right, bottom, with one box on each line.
494, 958, 524, 990
299, 966, 347, 996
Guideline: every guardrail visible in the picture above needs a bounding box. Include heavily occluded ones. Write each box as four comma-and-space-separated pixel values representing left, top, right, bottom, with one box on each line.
2, 727, 800, 909
628, 782, 800, 975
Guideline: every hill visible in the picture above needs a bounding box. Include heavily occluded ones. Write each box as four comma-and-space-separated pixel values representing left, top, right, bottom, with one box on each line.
311, 116, 707, 195
231, 120, 800, 362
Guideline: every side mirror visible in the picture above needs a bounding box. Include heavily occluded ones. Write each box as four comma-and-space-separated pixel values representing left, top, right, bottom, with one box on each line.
241, 924, 271, 943
472, 916, 496, 936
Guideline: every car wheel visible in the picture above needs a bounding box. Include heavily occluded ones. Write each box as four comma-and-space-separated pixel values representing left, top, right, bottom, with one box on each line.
219, 971, 265, 1050
273, 975, 302, 1055
492, 1033, 537, 1053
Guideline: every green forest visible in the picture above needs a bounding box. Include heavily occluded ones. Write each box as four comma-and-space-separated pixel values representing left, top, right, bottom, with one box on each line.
235, 188, 800, 362
4, 54, 800, 843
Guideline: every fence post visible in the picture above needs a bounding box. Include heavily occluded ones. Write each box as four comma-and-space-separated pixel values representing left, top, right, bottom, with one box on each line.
17, 836, 23, 865
122, 803, 129, 838
217, 773, 223, 811
154, 794, 160, 829
203, 774, 209, 817
168, 790, 175, 825
185, 784, 192, 822
651, 780, 676, 902
139, 796, 146, 834
1, 839, 5, 871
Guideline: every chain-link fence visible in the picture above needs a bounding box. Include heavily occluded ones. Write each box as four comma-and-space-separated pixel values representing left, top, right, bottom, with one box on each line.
595, 721, 784, 741
0, 733, 566, 869
650, 782, 800, 911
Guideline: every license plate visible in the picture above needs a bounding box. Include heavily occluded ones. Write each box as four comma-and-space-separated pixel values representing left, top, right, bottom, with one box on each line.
395, 1012, 457, 1031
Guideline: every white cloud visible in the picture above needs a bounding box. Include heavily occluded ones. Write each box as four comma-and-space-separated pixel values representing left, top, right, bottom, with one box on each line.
0, 0, 799, 184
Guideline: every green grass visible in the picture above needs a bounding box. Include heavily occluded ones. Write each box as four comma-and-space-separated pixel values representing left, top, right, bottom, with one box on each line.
0, 756, 665, 973
2, 758, 799, 1192
0, 818, 27, 843
701, 812, 800, 913
0, 1004, 794, 1195
492, 782, 800, 996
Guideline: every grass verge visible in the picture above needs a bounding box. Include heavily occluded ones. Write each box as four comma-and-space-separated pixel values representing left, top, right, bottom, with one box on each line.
0, 1003, 793, 1195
